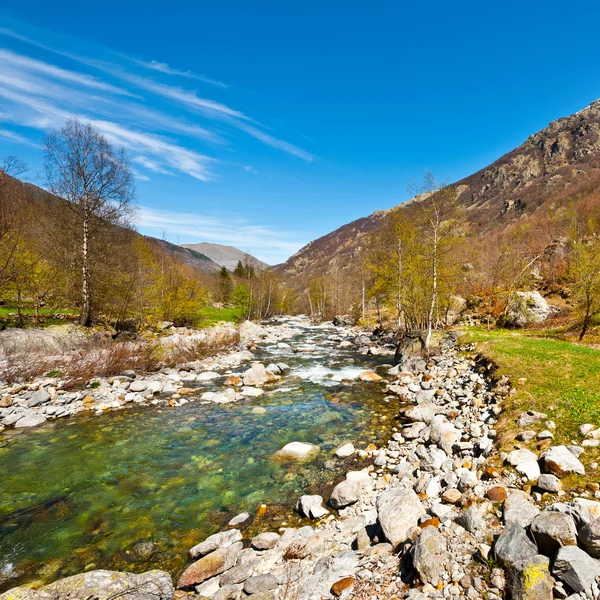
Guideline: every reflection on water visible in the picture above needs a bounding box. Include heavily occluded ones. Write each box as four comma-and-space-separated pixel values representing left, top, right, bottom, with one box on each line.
0, 320, 396, 591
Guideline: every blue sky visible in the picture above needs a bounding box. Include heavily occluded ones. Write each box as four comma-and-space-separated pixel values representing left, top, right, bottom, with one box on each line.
1, 1, 600, 264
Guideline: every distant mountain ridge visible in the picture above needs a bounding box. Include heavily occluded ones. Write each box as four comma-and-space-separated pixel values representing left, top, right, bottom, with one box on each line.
181, 242, 268, 271
275, 98, 600, 283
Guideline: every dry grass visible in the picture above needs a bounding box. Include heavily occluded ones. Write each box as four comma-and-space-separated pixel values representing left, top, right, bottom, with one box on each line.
0, 331, 240, 388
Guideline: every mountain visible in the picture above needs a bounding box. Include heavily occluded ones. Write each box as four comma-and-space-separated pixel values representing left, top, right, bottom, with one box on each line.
275, 98, 600, 283
181, 242, 269, 271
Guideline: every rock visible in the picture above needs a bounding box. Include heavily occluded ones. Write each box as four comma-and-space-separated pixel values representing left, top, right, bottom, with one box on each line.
242, 363, 274, 387
441, 489, 462, 504
274, 442, 319, 461
13, 412, 47, 428
405, 403, 440, 425
243, 574, 277, 595
335, 443, 355, 457
331, 577, 355, 596
456, 505, 486, 533
487, 487, 507, 502
27, 388, 51, 407
504, 489, 540, 527
537, 474, 562, 493
297, 495, 328, 519
251, 532, 280, 550
517, 410, 547, 428
228, 513, 250, 526
195, 576, 221, 597
507, 555, 554, 600
357, 371, 382, 382
239, 321, 268, 343
495, 524, 538, 567
240, 386, 264, 398
552, 545, 600, 593
412, 526, 448, 587
333, 315, 356, 326
223, 375, 242, 387
578, 517, 600, 557
178, 542, 242, 588
529, 512, 577, 556
376, 487, 426, 548
330, 480, 361, 509
2, 569, 175, 600
189, 529, 242, 559
542, 446, 585, 477
501, 291, 553, 328
429, 415, 459, 454
129, 380, 148, 392
507, 448, 538, 467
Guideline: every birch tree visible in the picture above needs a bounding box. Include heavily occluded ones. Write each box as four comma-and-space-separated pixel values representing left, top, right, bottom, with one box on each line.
44, 118, 134, 326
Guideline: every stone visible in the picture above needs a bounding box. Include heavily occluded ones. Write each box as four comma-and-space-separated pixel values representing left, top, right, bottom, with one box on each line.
335, 443, 355, 457
14, 413, 47, 428
2, 569, 175, 600
441, 489, 462, 504
507, 448, 538, 467
129, 380, 148, 392
178, 542, 242, 588
251, 532, 280, 550
376, 487, 426, 548
358, 371, 382, 382
330, 480, 361, 509
578, 516, 600, 557
240, 386, 264, 398
223, 375, 242, 387
504, 489, 539, 528
331, 577, 355, 596
411, 526, 447, 587
228, 512, 250, 526
429, 415, 459, 454
189, 529, 242, 559
456, 505, 486, 534
243, 574, 277, 595
195, 576, 220, 597
543, 446, 585, 477
487, 487, 507, 502
274, 441, 319, 461
405, 403, 440, 425
517, 411, 547, 428
552, 545, 600, 593
501, 291, 553, 328
495, 524, 538, 567
27, 388, 51, 407
242, 363, 274, 387
580, 424, 596, 437
529, 512, 577, 556
297, 495, 327, 519
537, 474, 562, 493
507, 555, 554, 600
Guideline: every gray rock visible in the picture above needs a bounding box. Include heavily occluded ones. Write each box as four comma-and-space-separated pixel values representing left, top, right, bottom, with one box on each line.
178, 542, 242, 588
14, 413, 47, 428
507, 555, 554, 600
243, 574, 277, 595
578, 517, 600, 558
330, 480, 361, 509
297, 495, 326, 519
219, 562, 255, 586
504, 489, 540, 528
411, 526, 447, 587
228, 512, 250, 526
456, 505, 486, 533
553, 546, 600, 593
376, 487, 425, 548
189, 529, 243, 559
494, 524, 538, 567
542, 446, 585, 477
502, 291, 552, 328
251, 532, 280, 550
537, 474, 562, 493
27, 388, 51, 407
530, 512, 577, 556
129, 380, 148, 392
429, 415, 459, 454
213, 584, 244, 600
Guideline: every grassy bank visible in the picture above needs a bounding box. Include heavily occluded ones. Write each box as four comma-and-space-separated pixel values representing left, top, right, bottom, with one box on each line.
197, 305, 244, 327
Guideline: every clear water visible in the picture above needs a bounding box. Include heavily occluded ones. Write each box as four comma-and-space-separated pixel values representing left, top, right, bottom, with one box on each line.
0, 319, 397, 591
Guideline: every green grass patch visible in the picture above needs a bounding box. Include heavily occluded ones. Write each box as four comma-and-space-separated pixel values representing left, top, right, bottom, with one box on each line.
0, 306, 77, 317
196, 305, 244, 327
463, 327, 600, 447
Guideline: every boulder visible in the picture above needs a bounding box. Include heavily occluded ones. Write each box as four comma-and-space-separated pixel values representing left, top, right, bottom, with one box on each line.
242, 363, 275, 387
501, 291, 553, 328
251, 532, 280, 550
504, 489, 540, 528
330, 480, 361, 509
239, 321, 268, 343
189, 529, 242, 559
404, 403, 440, 425
243, 574, 278, 595
552, 545, 600, 593
376, 487, 425, 548
296, 495, 328, 519
542, 446, 585, 477
14, 413, 47, 428
536, 474, 562, 494
274, 442, 319, 461
411, 526, 448, 586
0, 570, 175, 600
507, 555, 554, 600
333, 315, 356, 326
357, 371, 382, 382
529, 512, 577, 556
429, 415, 459, 454
27, 388, 51, 407
494, 524, 538, 567
455, 504, 486, 533
178, 543, 242, 588
578, 516, 600, 558
335, 443, 355, 458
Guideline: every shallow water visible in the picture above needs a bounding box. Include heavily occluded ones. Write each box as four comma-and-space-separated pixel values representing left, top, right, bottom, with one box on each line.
0, 318, 397, 591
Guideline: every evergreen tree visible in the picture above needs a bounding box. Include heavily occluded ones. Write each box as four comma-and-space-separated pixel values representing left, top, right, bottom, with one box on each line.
218, 266, 233, 303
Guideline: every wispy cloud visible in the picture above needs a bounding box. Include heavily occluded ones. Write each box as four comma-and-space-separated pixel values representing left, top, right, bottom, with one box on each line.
0, 127, 42, 148
125, 57, 227, 88
137, 206, 307, 264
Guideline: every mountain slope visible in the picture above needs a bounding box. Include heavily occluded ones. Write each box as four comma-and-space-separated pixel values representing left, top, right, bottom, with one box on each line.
275, 98, 600, 282
182, 242, 268, 271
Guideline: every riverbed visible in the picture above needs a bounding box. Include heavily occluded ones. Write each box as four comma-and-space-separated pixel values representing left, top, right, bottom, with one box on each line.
0, 317, 398, 592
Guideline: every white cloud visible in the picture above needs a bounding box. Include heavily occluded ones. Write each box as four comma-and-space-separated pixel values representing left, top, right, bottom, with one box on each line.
125, 57, 227, 88
137, 206, 307, 264
0, 127, 42, 148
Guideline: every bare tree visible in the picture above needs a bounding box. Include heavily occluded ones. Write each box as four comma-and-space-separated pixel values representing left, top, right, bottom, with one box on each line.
44, 118, 135, 326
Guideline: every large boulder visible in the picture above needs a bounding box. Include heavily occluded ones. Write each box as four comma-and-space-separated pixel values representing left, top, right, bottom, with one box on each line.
507, 555, 554, 600
542, 446, 585, 477
411, 526, 448, 586
500, 291, 553, 328
579, 516, 600, 557
177, 543, 242, 588
242, 363, 276, 387
529, 512, 577, 556
494, 524, 538, 567
239, 321, 268, 343
504, 489, 540, 528
376, 487, 425, 548
189, 529, 242, 559
429, 415, 459, 454
0, 570, 174, 600
552, 545, 600, 593
274, 442, 320, 461
330, 480, 361, 509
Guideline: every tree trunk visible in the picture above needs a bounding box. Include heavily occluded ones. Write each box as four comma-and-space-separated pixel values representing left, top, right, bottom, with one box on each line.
80, 205, 91, 326
425, 231, 438, 349
579, 312, 591, 341
16, 288, 23, 328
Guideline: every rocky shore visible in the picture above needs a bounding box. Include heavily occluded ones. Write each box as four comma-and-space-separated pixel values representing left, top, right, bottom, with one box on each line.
4, 319, 600, 600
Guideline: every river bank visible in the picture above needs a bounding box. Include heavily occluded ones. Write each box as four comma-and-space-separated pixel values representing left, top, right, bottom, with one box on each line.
4, 318, 600, 600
